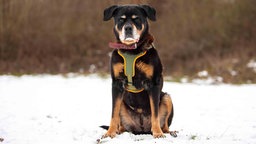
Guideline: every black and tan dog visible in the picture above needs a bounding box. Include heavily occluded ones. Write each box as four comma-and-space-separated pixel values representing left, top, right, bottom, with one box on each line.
102, 4, 175, 138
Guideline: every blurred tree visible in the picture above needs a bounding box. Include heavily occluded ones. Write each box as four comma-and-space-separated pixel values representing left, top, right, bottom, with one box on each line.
0, 0, 255, 83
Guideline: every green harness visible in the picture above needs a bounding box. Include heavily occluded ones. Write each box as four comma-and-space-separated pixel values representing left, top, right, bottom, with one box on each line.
117, 50, 147, 93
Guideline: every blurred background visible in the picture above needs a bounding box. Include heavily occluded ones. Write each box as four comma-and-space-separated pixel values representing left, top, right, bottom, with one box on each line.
0, 0, 255, 83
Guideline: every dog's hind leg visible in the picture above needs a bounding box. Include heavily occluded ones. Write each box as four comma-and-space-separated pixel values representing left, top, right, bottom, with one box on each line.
159, 92, 173, 133
159, 93, 178, 137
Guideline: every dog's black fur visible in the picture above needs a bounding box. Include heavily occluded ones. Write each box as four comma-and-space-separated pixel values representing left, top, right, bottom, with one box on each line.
102, 5, 175, 138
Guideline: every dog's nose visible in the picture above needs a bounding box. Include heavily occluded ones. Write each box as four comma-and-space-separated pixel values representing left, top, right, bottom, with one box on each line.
124, 24, 133, 34
125, 25, 132, 32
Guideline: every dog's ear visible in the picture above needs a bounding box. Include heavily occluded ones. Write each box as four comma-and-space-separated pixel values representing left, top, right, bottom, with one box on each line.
103, 5, 119, 21
140, 5, 156, 21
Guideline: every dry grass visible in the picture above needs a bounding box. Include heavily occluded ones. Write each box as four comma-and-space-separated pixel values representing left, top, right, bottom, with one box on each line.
0, 0, 255, 83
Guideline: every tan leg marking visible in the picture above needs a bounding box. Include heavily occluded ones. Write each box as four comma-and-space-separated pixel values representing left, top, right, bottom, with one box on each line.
149, 96, 165, 138
159, 94, 173, 133
103, 98, 122, 138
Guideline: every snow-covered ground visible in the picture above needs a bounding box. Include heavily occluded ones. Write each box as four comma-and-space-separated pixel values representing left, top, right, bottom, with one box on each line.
0, 74, 256, 144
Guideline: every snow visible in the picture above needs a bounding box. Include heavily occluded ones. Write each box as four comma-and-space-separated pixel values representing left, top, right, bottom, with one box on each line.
247, 59, 256, 73
197, 70, 208, 77
0, 74, 256, 144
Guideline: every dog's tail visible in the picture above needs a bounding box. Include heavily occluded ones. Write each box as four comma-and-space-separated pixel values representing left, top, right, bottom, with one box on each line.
100, 125, 109, 130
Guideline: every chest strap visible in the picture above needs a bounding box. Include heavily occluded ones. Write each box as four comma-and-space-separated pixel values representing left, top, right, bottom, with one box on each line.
117, 50, 147, 93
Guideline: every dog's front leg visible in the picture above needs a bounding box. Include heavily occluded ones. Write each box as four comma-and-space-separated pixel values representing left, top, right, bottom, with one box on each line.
103, 80, 124, 138
149, 85, 165, 138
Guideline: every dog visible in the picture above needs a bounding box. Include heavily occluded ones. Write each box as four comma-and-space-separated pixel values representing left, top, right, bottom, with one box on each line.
102, 4, 176, 138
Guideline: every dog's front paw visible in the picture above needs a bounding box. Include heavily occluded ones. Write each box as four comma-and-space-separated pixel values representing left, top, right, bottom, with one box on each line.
153, 131, 166, 138
102, 131, 117, 139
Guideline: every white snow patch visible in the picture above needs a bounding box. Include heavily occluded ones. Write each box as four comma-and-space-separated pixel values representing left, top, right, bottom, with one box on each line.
197, 70, 208, 77
247, 59, 256, 73
192, 76, 223, 85
0, 75, 256, 144
229, 70, 238, 76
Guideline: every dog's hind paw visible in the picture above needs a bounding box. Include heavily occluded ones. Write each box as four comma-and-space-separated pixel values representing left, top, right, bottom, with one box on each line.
170, 131, 178, 137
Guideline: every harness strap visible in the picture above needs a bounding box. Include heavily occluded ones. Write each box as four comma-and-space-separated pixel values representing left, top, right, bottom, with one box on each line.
117, 50, 147, 93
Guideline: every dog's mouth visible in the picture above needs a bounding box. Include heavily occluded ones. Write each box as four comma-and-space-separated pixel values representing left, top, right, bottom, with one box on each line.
118, 24, 142, 46
122, 37, 139, 45
109, 37, 139, 50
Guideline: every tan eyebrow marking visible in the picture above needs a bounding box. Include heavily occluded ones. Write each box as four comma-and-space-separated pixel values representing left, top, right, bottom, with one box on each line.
120, 15, 126, 19
132, 15, 138, 19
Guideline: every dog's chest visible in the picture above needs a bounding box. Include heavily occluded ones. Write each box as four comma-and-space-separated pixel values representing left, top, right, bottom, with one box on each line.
113, 51, 153, 79
112, 50, 154, 92
113, 61, 153, 78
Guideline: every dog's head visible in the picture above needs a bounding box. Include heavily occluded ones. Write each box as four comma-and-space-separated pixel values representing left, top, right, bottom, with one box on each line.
104, 5, 156, 46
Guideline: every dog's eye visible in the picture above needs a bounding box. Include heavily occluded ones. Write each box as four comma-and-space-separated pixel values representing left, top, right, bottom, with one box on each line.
118, 17, 126, 23
133, 17, 141, 23
119, 18, 125, 23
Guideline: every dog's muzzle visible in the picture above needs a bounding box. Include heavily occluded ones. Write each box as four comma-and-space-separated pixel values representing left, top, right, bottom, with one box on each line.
120, 23, 140, 45
124, 23, 133, 39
